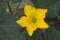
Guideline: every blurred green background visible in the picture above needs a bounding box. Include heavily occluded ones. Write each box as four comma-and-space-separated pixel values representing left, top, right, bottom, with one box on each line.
0, 0, 60, 40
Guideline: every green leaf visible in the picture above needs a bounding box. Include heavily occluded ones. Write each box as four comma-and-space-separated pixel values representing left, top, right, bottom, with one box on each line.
53, 0, 60, 20
45, 28, 60, 40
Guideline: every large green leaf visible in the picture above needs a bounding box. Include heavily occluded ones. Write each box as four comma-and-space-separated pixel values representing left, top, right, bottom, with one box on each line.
45, 28, 60, 40
53, 0, 60, 20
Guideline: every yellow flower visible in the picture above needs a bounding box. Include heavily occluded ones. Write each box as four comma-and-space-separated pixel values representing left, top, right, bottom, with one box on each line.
16, 5, 49, 36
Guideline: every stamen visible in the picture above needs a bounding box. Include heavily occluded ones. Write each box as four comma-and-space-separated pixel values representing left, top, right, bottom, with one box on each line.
32, 18, 37, 23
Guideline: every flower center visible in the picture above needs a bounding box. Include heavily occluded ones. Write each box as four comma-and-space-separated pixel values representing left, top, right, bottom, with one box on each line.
32, 18, 37, 23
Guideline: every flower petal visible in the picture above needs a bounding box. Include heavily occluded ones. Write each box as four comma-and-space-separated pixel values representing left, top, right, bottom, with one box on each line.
37, 19, 49, 29
16, 16, 29, 27
35, 9, 48, 19
24, 5, 36, 17
26, 23, 37, 36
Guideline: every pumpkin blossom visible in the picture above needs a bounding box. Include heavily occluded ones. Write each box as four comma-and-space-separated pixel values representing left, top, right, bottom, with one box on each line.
16, 5, 49, 36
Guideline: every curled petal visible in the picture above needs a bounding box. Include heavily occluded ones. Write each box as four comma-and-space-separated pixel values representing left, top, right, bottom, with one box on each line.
35, 9, 48, 19
26, 23, 37, 36
37, 19, 49, 29
24, 5, 36, 17
16, 16, 28, 27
